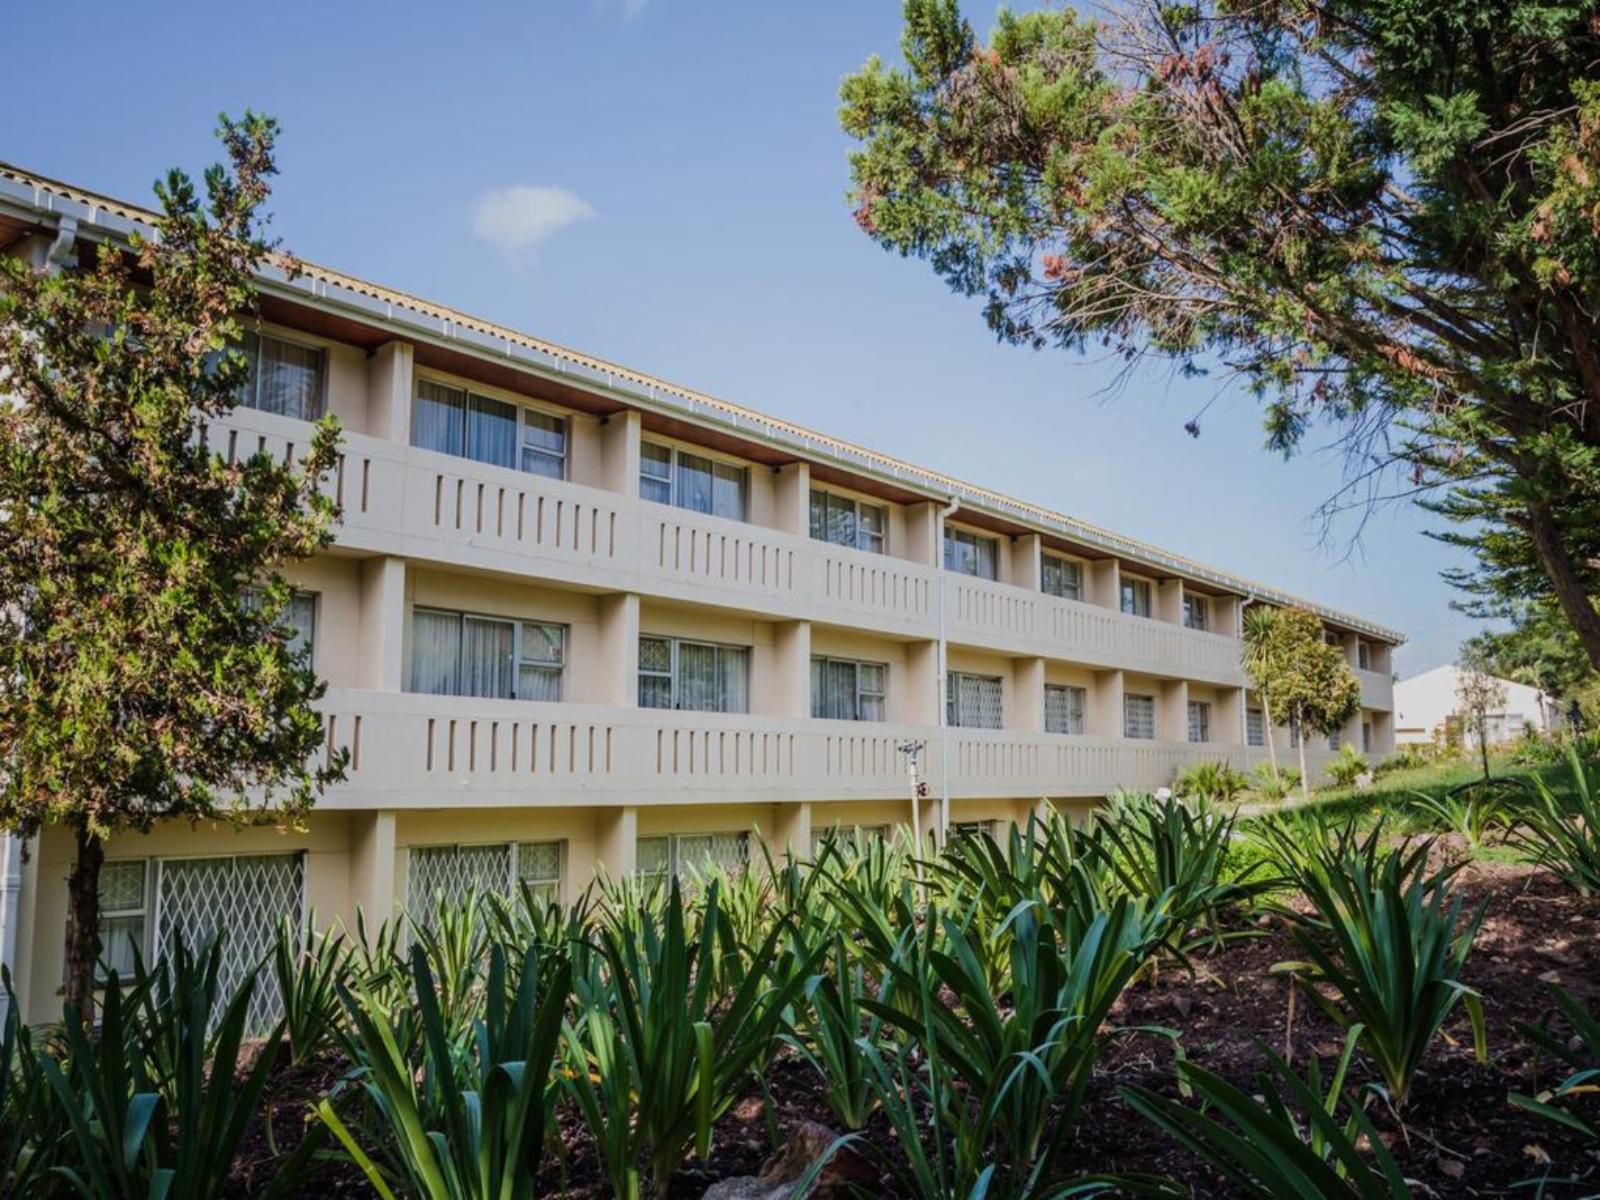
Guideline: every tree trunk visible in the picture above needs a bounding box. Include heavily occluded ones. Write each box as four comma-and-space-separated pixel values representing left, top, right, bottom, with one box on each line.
1526, 501, 1600, 672
1296, 711, 1312, 806
63, 824, 104, 1021
1479, 713, 1491, 780
1261, 694, 1281, 786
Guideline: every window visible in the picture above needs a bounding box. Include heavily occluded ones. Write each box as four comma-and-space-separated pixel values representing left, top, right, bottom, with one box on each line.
810, 490, 887, 554
238, 331, 325, 421
412, 380, 567, 479
1362, 721, 1373, 753
1045, 684, 1086, 735
1358, 642, 1372, 670
96, 859, 148, 982
1183, 594, 1209, 631
244, 588, 317, 662
638, 636, 749, 712
1124, 693, 1156, 740
637, 832, 750, 880
1328, 730, 1341, 751
1121, 579, 1152, 618
947, 672, 1003, 730
944, 527, 998, 580
811, 657, 887, 721
639, 441, 747, 521
1247, 708, 1266, 747
516, 841, 564, 906
1041, 554, 1082, 601
809, 824, 890, 854
410, 609, 565, 701
1187, 700, 1212, 743
408, 843, 513, 914
952, 820, 1000, 841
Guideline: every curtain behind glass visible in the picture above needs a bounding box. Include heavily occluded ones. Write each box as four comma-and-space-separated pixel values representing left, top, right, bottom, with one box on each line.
467, 395, 518, 469
254, 335, 325, 420
411, 609, 462, 694
641, 443, 673, 503
462, 616, 515, 698
677, 642, 718, 710
521, 411, 566, 478
712, 463, 746, 520
414, 382, 467, 456
676, 453, 715, 514
720, 647, 749, 713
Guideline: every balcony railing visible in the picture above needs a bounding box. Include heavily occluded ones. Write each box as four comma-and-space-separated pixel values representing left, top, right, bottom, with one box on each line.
212, 407, 1252, 683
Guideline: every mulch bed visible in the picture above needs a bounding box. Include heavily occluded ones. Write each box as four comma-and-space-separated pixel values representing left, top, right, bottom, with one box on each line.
242, 854, 1600, 1198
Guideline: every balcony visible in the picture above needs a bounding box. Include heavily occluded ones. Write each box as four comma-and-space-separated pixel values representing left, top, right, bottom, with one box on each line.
1357, 669, 1395, 712
217, 408, 1255, 684
311, 690, 1351, 809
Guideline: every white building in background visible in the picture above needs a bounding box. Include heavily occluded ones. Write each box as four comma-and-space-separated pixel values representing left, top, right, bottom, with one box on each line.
1394, 663, 1552, 747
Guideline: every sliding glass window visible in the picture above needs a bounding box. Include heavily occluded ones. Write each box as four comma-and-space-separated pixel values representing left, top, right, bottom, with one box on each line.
412, 380, 567, 479
639, 441, 747, 521
811, 657, 887, 721
238, 331, 325, 421
809, 489, 886, 553
637, 636, 749, 712
410, 608, 565, 701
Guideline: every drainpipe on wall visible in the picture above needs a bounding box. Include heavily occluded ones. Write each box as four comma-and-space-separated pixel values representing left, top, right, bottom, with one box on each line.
934, 495, 961, 846
1238, 596, 1256, 748
0, 835, 20, 1022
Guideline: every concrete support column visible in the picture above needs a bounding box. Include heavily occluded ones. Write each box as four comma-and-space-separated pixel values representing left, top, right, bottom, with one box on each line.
357, 557, 408, 691
1216, 686, 1246, 747
1214, 595, 1243, 638
365, 342, 414, 443
595, 806, 638, 880
1341, 631, 1361, 669
1157, 579, 1185, 625
903, 502, 939, 566
1090, 669, 1125, 737
772, 463, 811, 537
770, 801, 812, 857
347, 811, 398, 938
586, 593, 640, 706
903, 639, 941, 725
600, 410, 642, 495
1014, 534, 1043, 593
1159, 679, 1190, 743
1011, 657, 1045, 731
759, 620, 811, 717
11, 836, 40, 1024
1088, 559, 1121, 610
1372, 710, 1395, 755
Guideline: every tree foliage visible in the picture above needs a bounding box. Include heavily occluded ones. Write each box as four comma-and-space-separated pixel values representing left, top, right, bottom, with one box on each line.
0, 113, 343, 1012
1252, 607, 1361, 797
842, 0, 1600, 667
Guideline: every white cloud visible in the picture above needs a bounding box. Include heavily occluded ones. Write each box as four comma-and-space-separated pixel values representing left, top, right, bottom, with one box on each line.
471, 185, 595, 256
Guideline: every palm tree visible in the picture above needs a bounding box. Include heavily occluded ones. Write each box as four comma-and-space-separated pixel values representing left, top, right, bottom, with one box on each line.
1241, 605, 1282, 791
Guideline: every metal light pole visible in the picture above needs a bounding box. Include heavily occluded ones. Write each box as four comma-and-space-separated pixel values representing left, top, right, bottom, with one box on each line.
896, 738, 926, 858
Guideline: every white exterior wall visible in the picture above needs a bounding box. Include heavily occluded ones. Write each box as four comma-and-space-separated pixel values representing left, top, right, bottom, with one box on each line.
1394, 664, 1552, 745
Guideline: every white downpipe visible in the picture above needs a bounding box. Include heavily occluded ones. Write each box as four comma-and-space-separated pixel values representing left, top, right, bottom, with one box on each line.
0, 834, 21, 1021
935, 495, 960, 846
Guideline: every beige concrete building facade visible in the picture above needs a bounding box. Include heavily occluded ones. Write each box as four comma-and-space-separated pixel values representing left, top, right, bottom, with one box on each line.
0, 162, 1401, 1023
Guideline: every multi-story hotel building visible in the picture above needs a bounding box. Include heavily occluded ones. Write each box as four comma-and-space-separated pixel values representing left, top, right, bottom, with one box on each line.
0, 162, 1401, 1023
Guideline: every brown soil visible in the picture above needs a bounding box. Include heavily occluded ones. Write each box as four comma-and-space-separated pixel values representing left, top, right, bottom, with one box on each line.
242, 855, 1600, 1198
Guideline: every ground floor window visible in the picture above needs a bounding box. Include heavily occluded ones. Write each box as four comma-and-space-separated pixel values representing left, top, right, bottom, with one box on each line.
1246, 708, 1265, 747
407, 841, 565, 913
951, 820, 1001, 842
1045, 684, 1086, 735
1187, 700, 1212, 744
1362, 720, 1373, 753
637, 832, 750, 880
809, 823, 891, 854
96, 859, 150, 982
1124, 693, 1156, 740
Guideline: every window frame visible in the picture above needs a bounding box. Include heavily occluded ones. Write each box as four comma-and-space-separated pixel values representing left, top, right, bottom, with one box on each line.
637, 635, 751, 713
1124, 692, 1156, 740
1041, 553, 1083, 601
514, 840, 565, 906
1246, 707, 1266, 747
1357, 642, 1372, 670
638, 438, 749, 522
947, 671, 1004, 730
809, 488, 888, 554
943, 526, 999, 580
92, 858, 150, 985
411, 374, 570, 481
1183, 593, 1210, 631
637, 831, 751, 880
238, 328, 328, 421
810, 656, 888, 722
1187, 699, 1212, 744
1120, 577, 1153, 618
409, 606, 567, 702
1044, 683, 1087, 735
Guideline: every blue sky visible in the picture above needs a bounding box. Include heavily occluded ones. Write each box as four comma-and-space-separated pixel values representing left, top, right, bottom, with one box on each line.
2, 0, 1484, 673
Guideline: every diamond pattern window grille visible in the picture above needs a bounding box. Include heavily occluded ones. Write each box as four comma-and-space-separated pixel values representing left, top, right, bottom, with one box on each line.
155, 853, 303, 1034
407, 843, 513, 920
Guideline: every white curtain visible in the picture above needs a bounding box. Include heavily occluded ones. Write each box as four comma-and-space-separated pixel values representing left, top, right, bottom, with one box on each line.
411, 609, 462, 695
640, 443, 673, 503
720, 646, 749, 713
462, 616, 515, 698
676, 452, 715, 515
677, 641, 719, 711
413, 381, 466, 456
250, 333, 324, 420
521, 412, 567, 478
466, 395, 518, 469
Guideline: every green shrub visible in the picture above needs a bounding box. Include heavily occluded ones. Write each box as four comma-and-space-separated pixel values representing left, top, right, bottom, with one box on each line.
1248, 761, 1301, 802
1510, 748, 1600, 892
272, 910, 353, 1066
1124, 1029, 1412, 1199
1510, 983, 1600, 1141
1267, 824, 1487, 1105
1325, 744, 1369, 789
1410, 783, 1511, 852
1173, 759, 1248, 804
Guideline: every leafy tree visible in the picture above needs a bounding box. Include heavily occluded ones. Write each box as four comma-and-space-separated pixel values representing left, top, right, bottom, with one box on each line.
1455, 648, 1509, 779
1256, 609, 1361, 801
1240, 605, 1283, 788
1465, 602, 1596, 726
842, 0, 1600, 668
0, 114, 344, 1014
